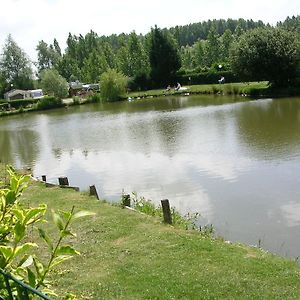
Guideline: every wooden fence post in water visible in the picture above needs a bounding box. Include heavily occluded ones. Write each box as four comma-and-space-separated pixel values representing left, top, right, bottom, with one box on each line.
42, 175, 47, 182
89, 185, 99, 200
122, 194, 131, 207
58, 177, 69, 186
161, 199, 172, 224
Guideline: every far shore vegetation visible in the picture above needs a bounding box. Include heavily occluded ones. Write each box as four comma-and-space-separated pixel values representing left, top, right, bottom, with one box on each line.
0, 16, 299, 113
1, 80, 300, 117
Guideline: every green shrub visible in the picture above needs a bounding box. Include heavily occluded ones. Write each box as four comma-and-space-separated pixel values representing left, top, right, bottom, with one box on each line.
128, 72, 151, 91
211, 85, 220, 94
36, 96, 63, 110
0, 166, 95, 298
7, 98, 39, 109
72, 96, 81, 105
0, 102, 8, 110
40, 69, 69, 99
100, 69, 128, 102
87, 92, 101, 103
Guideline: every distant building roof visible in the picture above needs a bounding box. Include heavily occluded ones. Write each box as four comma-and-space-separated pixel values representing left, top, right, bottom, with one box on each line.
69, 81, 83, 89
4, 89, 44, 100
4, 89, 30, 100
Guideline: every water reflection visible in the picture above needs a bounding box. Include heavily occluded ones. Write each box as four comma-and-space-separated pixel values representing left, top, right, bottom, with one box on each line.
236, 98, 300, 160
0, 129, 39, 167
1, 95, 300, 258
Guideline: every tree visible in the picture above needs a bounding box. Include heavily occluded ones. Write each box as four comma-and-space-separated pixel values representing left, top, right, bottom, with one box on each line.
36, 40, 61, 75
220, 29, 234, 62
205, 26, 221, 66
230, 27, 300, 86
0, 34, 34, 91
82, 49, 108, 83
100, 69, 128, 101
40, 69, 69, 99
116, 32, 150, 78
149, 26, 181, 86
193, 40, 206, 68
127, 32, 149, 77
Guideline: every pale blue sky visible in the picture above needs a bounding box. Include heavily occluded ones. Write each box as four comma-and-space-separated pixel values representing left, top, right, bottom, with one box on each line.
1, 0, 299, 60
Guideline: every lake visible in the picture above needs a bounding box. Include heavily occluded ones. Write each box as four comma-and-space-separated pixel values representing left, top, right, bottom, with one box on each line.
1, 94, 300, 258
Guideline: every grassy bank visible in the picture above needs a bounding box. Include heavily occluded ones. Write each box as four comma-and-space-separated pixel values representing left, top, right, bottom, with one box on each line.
128, 81, 300, 99
17, 179, 300, 299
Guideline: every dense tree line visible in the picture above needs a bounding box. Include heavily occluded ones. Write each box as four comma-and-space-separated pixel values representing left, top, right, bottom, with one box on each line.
0, 16, 299, 98
167, 18, 267, 47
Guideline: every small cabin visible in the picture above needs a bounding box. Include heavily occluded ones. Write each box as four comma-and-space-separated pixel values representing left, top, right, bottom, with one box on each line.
4, 89, 44, 101
4, 89, 31, 101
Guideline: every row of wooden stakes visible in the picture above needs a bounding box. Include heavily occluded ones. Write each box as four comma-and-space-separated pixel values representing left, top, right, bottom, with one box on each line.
42, 175, 173, 225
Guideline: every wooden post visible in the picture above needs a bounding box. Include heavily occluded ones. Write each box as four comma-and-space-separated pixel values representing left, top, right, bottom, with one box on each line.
89, 185, 99, 200
42, 175, 47, 182
58, 177, 69, 186
122, 194, 131, 207
161, 199, 172, 224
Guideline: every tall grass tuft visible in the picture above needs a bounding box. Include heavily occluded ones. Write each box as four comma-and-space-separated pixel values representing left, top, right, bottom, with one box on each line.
211, 85, 220, 94
124, 192, 214, 235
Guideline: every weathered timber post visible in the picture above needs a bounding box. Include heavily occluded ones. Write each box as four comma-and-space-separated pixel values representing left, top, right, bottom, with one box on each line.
161, 199, 172, 224
89, 185, 99, 200
122, 194, 131, 207
42, 175, 47, 182
58, 177, 69, 186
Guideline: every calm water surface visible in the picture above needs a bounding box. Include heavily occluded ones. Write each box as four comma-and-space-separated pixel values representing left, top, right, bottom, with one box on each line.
1, 95, 300, 258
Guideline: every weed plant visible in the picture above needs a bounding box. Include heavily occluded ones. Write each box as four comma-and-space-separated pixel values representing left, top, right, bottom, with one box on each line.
125, 192, 214, 235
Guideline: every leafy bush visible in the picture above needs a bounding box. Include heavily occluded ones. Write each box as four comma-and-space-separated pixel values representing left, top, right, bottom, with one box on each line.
0, 166, 95, 298
100, 69, 128, 102
0, 103, 8, 110
41, 69, 69, 99
36, 96, 63, 110
87, 92, 101, 103
128, 72, 152, 91
8, 98, 38, 109
230, 27, 300, 87
72, 96, 81, 105
0, 99, 38, 111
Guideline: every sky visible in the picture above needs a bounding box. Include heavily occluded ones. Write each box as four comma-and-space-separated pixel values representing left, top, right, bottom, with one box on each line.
0, 0, 299, 61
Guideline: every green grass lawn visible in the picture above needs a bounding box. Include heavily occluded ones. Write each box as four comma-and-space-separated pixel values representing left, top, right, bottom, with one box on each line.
127, 82, 270, 99
20, 181, 300, 299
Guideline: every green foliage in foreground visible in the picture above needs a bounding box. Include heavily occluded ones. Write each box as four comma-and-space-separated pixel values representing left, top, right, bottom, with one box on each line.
0, 166, 94, 298
18, 178, 300, 299
100, 69, 128, 102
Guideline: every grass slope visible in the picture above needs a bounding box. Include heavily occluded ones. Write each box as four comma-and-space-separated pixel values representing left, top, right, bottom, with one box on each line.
21, 181, 300, 299
128, 81, 300, 99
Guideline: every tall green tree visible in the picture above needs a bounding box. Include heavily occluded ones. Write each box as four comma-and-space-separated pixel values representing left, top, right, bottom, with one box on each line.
220, 29, 234, 61
100, 68, 128, 102
0, 34, 34, 91
36, 40, 61, 75
40, 69, 69, 99
149, 26, 181, 86
230, 27, 300, 86
205, 26, 221, 66
127, 32, 149, 76
82, 49, 108, 82
193, 40, 206, 68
